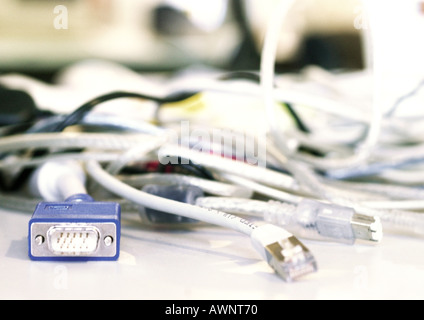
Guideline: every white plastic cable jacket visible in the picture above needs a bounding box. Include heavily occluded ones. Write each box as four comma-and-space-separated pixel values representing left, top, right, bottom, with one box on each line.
0, 152, 121, 170
199, 176, 424, 237
29, 160, 87, 201
85, 160, 259, 236
323, 178, 424, 201
120, 173, 253, 198
376, 210, 424, 236
195, 196, 374, 244
105, 137, 167, 175
158, 145, 298, 191
260, 0, 297, 155
195, 196, 296, 225
377, 169, 424, 185
301, 167, 424, 210
0, 132, 160, 153
269, 137, 424, 212
219, 172, 303, 204
361, 199, 424, 211
372, 143, 424, 162
260, 0, 382, 171
169, 74, 370, 123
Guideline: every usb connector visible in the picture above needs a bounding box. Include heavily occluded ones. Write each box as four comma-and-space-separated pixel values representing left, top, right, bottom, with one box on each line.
351, 213, 382, 242
266, 198, 383, 244
195, 196, 383, 244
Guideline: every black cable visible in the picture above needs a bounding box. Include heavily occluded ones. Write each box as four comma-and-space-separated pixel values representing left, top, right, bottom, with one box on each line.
1, 77, 309, 189
158, 157, 215, 181
229, 0, 261, 70
0, 91, 199, 191
0, 171, 6, 192
37, 72, 309, 134
219, 70, 261, 82
48, 90, 199, 133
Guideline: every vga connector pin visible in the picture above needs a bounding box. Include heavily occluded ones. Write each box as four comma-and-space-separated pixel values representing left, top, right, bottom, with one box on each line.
28, 194, 121, 261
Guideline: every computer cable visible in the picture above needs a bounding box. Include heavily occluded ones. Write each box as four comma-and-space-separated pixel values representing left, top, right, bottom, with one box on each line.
44, 90, 199, 133
194, 196, 382, 244
0, 132, 155, 155
14, 134, 380, 242
85, 159, 318, 282
2, 124, 424, 282
3, 0, 424, 285
27, 113, 167, 136
0, 131, 158, 192
256, 0, 424, 210
119, 172, 253, 198
260, 0, 298, 156
156, 140, 424, 237
158, 144, 299, 192
218, 70, 311, 133
269, 142, 424, 212
377, 167, 424, 185
386, 78, 424, 117
2, 120, 424, 221
260, 0, 383, 171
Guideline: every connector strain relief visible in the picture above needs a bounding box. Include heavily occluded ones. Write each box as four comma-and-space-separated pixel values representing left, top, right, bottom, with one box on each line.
139, 184, 204, 224
65, 193, 94, 203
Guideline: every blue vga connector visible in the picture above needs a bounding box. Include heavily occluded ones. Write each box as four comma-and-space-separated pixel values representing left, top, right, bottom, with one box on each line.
28, 194, 121, 261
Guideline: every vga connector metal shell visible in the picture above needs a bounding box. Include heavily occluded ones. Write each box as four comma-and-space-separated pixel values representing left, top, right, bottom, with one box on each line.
28, 199, 121, 261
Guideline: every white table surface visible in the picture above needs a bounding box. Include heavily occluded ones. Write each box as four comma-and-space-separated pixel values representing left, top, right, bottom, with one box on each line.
1, 205, 423, 300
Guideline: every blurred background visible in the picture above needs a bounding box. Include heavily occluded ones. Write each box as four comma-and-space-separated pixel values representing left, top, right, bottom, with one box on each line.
0, 0, 365, 81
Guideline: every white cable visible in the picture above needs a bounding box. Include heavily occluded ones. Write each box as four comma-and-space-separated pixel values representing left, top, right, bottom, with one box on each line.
361, 199, 424, 211
29, 160, 87, 201
260, 0, 297, 155
0, 152, 121, 170
85, 159, 257, 236
195, 196, 383, 244
218, 172, 303, 204
322, 178, 424, 201
376, 209, 424, 236
81, 113, 167, 136
195, 196, 288, 220
85, 159, 318, 282
105, 136, 167, 175
260, 0, 382, 170
377, 169, 424, 185
0, 132, 160, 153
119, 173, 253, 198
170, 75, 370, 123
158, 144, 299, 192
373, 143, 424, 163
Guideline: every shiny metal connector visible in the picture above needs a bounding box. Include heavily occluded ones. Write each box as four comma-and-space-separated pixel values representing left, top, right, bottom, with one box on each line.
351, 213, 383, 242
251, 223, 317, 282
265, 236, 318, 282
30, 222, 118, 258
